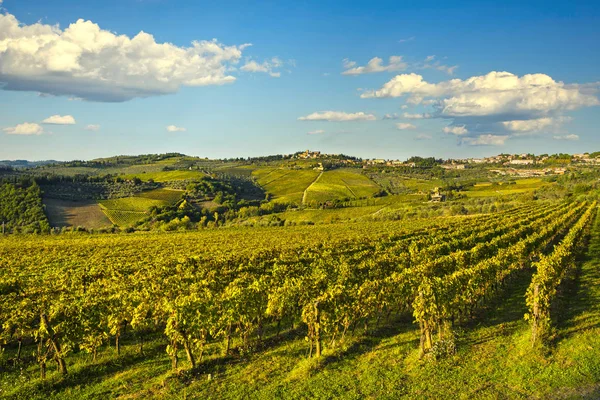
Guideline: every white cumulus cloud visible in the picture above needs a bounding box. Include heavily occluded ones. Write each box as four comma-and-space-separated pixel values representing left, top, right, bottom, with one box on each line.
402, 112, 431, 119
3, 122, 44, 135
0, 12, 253, 101
307, 129, 325, 135
396, 123, 416, 130
421, 55, 458, 76
415, 133, 432, 140
166, 125, 186, 132
461, 134, 509, 146
298, 111, 376, 122
362, 71, 599, 146
342, 56, 407, 75
240, 57, 284, 78
85, 124, 100, 131
361, 71, 598, 118
443, 125, 468, 135
501, 117, 554, 132
553, 134, 579, 141
42, 114, 76, 125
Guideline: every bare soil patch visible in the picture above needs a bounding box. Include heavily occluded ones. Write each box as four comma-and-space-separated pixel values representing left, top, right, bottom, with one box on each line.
44, 197, 112, 229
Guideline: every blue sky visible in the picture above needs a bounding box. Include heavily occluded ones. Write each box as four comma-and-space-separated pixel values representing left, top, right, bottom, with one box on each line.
0, 0, 599, 160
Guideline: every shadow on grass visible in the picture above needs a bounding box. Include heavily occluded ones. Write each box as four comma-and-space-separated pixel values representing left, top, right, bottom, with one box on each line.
35, 339, 168, 395
178, 323, 308, 380
555, 238, 600, 341
317, 313, 418, 369
457, 269, 535, 347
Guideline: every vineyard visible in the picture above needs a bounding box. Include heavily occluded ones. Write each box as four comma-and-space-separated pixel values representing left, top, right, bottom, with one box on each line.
1, 199, 599, 398
303, 169, 381, 204
98, 189, 184, 226
252, 168, 321, 204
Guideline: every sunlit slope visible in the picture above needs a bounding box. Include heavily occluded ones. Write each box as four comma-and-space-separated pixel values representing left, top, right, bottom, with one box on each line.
252, 167, 381, 205
252, 168, 321, 204
304, 169, 381, 204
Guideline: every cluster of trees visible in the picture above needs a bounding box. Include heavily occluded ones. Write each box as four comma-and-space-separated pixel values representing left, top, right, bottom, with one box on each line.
0, 182, 50, 233
57, 153, 186, 168
134, 175, 283, 231
40, 180, 158, 201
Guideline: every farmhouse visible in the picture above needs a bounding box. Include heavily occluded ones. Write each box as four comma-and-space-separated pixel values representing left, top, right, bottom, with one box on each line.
430, 187, 446, 202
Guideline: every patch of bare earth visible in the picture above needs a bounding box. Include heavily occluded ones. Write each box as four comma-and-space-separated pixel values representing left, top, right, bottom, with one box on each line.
44, 197, 113, 229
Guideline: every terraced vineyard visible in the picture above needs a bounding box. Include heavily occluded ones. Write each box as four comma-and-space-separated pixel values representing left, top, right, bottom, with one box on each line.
1, 200, 597, 398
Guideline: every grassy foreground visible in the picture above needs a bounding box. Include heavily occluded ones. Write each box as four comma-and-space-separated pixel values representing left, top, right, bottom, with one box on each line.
2, 217, 600, 399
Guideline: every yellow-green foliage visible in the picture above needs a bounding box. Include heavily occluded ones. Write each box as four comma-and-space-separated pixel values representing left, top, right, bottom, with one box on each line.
304, 169, 380, 203
253, 168, 321, 204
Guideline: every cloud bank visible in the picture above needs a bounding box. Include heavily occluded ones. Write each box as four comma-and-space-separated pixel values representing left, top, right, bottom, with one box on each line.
362, 71, 599, 145
166, 125, 186, 132
3, 122, 44, 135
298, 111, 376, 122
42, 115, 76, 125
342, 56, 407, 75
0, 12, 256, 101
396, 123, 416, 130
241, 57, 284, 78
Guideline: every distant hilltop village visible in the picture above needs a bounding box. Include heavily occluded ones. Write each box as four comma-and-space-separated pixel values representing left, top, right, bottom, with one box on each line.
287, 150, 600, 177
2, 151, 597, 178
